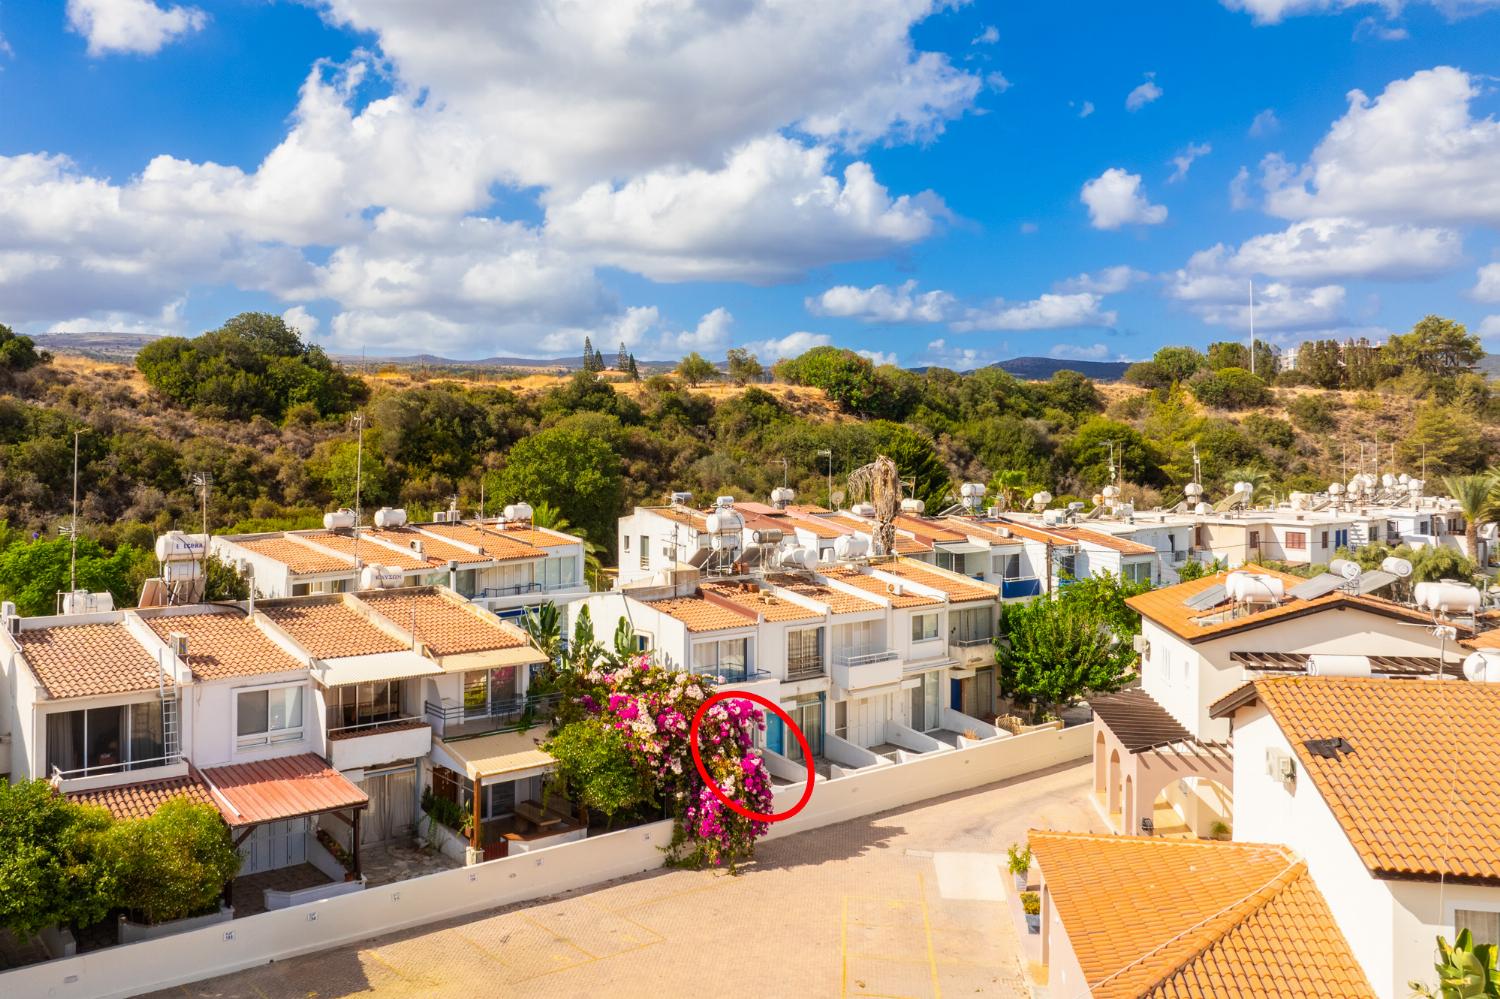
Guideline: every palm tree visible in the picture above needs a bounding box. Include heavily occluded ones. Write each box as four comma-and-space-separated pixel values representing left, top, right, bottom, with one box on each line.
988, 470, 1029, 511
530, 500, 605, 590
1442, 472, 1497, 564
1219, 465, 1273, 506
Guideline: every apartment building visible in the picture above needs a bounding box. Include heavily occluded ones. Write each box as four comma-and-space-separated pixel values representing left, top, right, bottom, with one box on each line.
579, 555, 1005, 777
0, 581, 556, 905
212, 506, 588, 620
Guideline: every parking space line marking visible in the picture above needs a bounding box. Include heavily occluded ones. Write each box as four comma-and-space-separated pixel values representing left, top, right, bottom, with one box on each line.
916, 873, 942, 999
521, 914, 597, 960
457, 932, 516, 970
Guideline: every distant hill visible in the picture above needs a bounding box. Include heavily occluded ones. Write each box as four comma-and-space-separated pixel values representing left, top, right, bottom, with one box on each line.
991, 356, 1131, 381
33, 332, 162, 362
1478, 353, 1500, 378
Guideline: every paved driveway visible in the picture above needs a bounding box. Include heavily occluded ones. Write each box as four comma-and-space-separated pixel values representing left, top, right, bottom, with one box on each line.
156, 761, 1099, 999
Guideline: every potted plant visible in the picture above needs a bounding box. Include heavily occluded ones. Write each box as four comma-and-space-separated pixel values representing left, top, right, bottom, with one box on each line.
1007, 842, 1032, 893
1021, 891, 1041, 934
1208, 820, 1231, 841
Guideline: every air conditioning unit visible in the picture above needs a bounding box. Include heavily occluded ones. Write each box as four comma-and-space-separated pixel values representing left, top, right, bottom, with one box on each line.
169, 633, 189, 658
1265, 748, 1296, 785
6, 616, 20, 637
1132, 634, 1150, 655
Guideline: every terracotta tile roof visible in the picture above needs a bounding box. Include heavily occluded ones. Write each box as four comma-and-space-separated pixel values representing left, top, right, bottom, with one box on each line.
892, 535, 934, 555
364, 527, 493, 566
1030, 832, 1372, 999
880, 558, 998, 603
1463, 626, 1500, 651
820, 565, 939, 608
643, 594, 756, 632
646, 506, 709, 532
893, 515, 968, 543
301, 531, 431, 571
778, 512, 854, 540
232, 536, 354, 575
15, 622, 164, 698
699, 581, 821, 622
988, 517, 1076, 545
69, 771, 216, 820
764, 573, 882, 616
486, 525, 576, 548
143, 611, 303, 680
1126, 569, 1443, 644
1245, 676, 1500, 883
354, 588, 528, 656
201, 753, 367, 827
417, 522, 546, 561
1052, 526, 1157, 556
785, 503, 831, 516
257, 598, 407, 660
936, 518, 1024, 546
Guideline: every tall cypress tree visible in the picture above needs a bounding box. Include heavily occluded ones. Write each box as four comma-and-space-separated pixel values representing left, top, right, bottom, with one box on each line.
582, 335, 595, 371
617, 341, 629, 371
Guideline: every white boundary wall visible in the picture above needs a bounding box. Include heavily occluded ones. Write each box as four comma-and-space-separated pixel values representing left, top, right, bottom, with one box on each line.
3, 724, 1089, 999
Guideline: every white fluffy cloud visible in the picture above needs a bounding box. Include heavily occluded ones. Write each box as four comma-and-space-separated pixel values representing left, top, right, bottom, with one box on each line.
1223, 0, 1499, 25
807, 280, 954, 323
1166, 247, 1348, 331
1168, 143, 1212, 183
66, 0, 206, 56
1053, 266, 1148, 295
546, 136, 943, 283
1081, 169, 1168, 229
742, 332, 833, 361
1263, 67, 1500, 226
281, 306, 320, 339
951, 293, 1116, 332
922, 338, 998, 370
857, 349, 899, 366
1473, 264, 1500, 303
1227, 218, 1461, 281
1480, 315, 1500, 339
1049, 343, 1111, 361
1249, 109, 1281, 137
1125, 74, 1163, 112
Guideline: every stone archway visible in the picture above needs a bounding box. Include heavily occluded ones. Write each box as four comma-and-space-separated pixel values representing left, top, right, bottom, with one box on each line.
1107, 749, 1122, 816
1149, 777, 1234, 839
1094, 730, 1107, 795
1123, 774, 1135, 835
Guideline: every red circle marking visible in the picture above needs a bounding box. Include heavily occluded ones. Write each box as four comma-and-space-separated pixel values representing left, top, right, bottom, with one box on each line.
688, 690, 815, 823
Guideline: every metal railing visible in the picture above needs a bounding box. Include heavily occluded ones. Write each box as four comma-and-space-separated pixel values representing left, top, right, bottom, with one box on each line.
690, 664, 772, 685
950, 636, 994, 648
425, 692, 560, 737
1169, 550, 1188, 565
478, 582, 542, 598
50, 751, 183, 781
834, 648, 899, 668
785, 653, 826, 681
326, 714, 426, 737
1001, 577, 1042, 599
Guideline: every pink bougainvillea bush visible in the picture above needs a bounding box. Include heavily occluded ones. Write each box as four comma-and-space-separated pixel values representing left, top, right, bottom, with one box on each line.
560, 653, 774, 870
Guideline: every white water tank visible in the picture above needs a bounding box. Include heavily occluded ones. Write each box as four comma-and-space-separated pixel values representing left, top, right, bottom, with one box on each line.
705, 509, 744, 535
670, 491, 694, 506
851, 502, 877, 518
1031, 491, 1053, 510
900, 498, 925, 515
61, 590, 114, 614
502, 502, 533, 522
1414, 580, 1481, 615
1184, 482, 1203, 498
834, 534, 869, 560
1234, 481, 1253, 496
781, 547, 817, 569
1289, 491, 1309, 510
1327, 483, 1344, 497
1307, 654, 1373, 678
1381, 556, 1414, 578
1194, 502, 1211, 515
373, 507, 408, 529
360, 564, 404, 589
770, 487, 796, 508
1462, 650, 1500, 683
1381, 473, 1396, 489
714, 495, 736, 509
960, 482, 987, 499
1226, 572, 1283, 604
1102, 484, 1120, 500
1329, 558, 1362, 581
155, 531, 208, 562
1042, 509, 1066, 526
323, 509, 356, 531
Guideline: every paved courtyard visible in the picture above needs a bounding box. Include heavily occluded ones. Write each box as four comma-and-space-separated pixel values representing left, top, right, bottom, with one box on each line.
154, 761, 1099, 999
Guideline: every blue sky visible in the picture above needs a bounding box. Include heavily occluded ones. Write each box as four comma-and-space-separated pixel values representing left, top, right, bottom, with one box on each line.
3, 1, 1500, 366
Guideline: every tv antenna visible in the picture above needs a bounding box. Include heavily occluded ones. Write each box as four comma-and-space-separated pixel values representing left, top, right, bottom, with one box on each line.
1248, 279, 1257, 377
191, 471, 211, 585
68, 430, 82, 592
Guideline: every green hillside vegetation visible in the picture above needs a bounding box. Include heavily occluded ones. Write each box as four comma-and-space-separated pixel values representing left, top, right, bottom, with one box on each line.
0, 312, 1494, 612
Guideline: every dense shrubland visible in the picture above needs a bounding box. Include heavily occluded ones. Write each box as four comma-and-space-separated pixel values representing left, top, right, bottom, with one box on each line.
0, 312, 1495, 608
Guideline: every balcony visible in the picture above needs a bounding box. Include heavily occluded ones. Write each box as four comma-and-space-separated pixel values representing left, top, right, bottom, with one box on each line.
1001, 577, 1042, 599
52, 752, 187, 793
478, 582, 542, 599
425, 692, 560, 739
786, 652, 827, 682
326, 717, 432, 770
949, 636, 995, 664
690, 663, 773, 686
831, 649, 902, 691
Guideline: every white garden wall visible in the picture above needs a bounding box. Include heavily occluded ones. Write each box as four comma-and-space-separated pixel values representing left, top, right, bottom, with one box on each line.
2, 723, 1089, 999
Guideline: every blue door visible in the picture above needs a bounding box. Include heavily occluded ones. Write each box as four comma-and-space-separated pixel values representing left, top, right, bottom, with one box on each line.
765, 715, 784, 755
950, 679, 963, 710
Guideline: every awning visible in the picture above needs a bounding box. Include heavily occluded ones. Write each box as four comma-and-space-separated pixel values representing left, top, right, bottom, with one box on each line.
432, 731, 555, 782
936, 542, 990, 555
315, 650, 444, 687
431, 645, 547, 674
201, 752, 368, 827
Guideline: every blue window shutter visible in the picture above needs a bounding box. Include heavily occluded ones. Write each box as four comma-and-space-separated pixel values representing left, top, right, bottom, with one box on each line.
950, 679, 962, 710
766, 716, 784, 755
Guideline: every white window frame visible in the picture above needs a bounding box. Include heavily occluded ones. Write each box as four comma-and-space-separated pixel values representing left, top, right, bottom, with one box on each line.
235, 681, 307, 750
1122, 561, 1152, 584
911, 613, 940, 643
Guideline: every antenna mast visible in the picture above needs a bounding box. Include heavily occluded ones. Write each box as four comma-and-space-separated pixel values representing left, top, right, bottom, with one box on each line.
1248, 279, 1256, 377
352, 413, 365, 570
69, 430, 81, 593
191, 471, 211, 590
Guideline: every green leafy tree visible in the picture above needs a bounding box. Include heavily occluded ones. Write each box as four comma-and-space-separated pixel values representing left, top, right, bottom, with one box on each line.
1400, 405, 1490, 475
675, 352, 718, 387
988, 470, 1030, 511
726, 348, 764, 386
1063, 417, 1164, 488
1387, 315, 1484, 379
1191, 367, 1271, 410
1206, 341, 1250, 371
0, 536, 148, 616
1410, 929, 1500, 999
997, 573, 1146, 719
1178, 558, 1226, 582
1296, 339, 1344, 389
0, 323, 48, 377
626, 354, 640, 380
490, 427, 623, 555
530, 500, 603, 588
774, 347, 895, 417
0, 780, 115, 938
1442, 473, 1497, 563
872, 422, 952, 511
99, 798, 241, 925
522, 601, 563, 663
545, 718, 656, 828
203, 554, 252, 601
